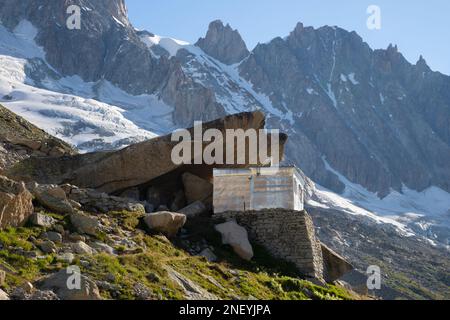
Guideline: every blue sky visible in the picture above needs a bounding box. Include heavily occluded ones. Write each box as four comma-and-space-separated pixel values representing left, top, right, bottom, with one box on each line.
127, 0, 450, 75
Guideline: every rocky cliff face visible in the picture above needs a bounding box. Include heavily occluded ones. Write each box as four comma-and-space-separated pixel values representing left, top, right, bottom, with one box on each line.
196, 20, 250, 65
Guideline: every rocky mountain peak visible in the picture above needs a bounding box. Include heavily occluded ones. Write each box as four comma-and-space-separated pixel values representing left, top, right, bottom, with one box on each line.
195, 19, 250, 65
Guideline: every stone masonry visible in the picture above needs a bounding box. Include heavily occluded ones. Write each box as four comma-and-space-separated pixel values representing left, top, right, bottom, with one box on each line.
214, 209, 324, 282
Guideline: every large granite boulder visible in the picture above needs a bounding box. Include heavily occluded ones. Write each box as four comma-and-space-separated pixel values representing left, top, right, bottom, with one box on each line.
215, 220, 254, 261
321, 244, 353, 282
144, 211, 187, 238
0, 175, 33, 229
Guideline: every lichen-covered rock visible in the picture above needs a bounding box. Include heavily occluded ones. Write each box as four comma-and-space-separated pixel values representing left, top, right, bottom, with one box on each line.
144, 211, 186, 238
41, 231, 63, 243
215, 220, 253, 261
0, 175, 33, 229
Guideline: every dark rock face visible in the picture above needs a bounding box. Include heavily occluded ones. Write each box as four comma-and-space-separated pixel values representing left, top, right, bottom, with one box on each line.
0, 0, 225, 128
196, 20, 250, 65
239, 23, 450, 196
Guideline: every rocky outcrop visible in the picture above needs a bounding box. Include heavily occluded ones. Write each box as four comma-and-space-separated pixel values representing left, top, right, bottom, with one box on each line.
165, 266, 217, 300
321, 244, 353, 282
0, 1, 226, 128
0, 175, 33, 229
196, 20, 250, 65
215, 209, 325, 282
70, 211, 100, 237
144, 211, 187, 238
0, 104, 75, 173
0, 288, 9, 300
8, 112, 286, 194
32, 185, 75, 215
215, 220, 254, 261
37, 269, 102, 300
309, 205, 450, 299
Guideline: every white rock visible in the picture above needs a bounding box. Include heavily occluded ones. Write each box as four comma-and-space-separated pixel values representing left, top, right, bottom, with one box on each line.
215, 220, 253, 261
